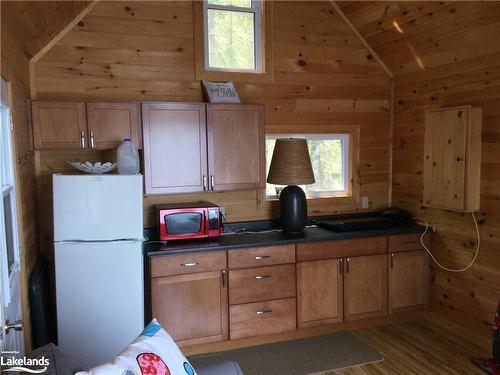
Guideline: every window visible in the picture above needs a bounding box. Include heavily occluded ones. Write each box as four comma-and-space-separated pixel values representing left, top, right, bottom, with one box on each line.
203, 0, 262, 72
266, 134, 351, 198
0, 77, 20, 306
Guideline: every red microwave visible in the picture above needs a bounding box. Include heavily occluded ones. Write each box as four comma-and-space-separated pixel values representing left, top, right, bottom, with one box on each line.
156, 202, 221, 241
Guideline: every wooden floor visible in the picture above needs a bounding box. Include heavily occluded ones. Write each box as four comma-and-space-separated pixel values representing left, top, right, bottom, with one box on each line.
330, 313, 490, 375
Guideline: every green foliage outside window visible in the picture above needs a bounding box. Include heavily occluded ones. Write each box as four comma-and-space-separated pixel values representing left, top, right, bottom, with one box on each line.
207, 9, 255, 70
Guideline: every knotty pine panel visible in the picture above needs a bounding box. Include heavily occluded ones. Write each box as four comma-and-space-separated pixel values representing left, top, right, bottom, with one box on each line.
337, 0, 500, 342
32, 0, 392, 244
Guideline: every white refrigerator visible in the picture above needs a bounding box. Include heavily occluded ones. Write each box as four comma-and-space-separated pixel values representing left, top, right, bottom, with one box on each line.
53, 174, 144, 369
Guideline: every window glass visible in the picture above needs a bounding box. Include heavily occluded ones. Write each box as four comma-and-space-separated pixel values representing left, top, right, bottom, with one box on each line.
204, 0, 261, 72
208, 0, 252, 8
3, 195, 14, 275
266, 134, 350, 198
207, 9, 255, 70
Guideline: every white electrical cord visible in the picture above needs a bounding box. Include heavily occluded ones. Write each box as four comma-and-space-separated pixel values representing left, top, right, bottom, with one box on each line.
414, 212, 480, 272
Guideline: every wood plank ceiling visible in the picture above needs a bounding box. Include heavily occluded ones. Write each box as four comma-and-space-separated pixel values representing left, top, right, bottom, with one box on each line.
1, 1, 91, 58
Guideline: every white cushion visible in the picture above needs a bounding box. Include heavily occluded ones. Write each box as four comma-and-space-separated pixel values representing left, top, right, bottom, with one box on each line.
76, 319, 198, 375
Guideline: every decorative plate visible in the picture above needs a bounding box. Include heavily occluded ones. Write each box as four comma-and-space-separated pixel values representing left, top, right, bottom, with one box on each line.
67, 161, 116, 174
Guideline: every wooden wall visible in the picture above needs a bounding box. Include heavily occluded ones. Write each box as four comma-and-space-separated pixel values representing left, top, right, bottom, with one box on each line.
339, 1, 500, 348
32, 1, 392, 247
1, 0, 101, 350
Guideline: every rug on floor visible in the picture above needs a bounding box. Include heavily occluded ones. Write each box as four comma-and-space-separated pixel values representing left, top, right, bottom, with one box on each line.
188, 331, 384, 375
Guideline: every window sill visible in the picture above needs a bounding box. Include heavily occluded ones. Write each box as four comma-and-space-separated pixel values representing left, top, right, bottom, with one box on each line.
266, 194, 353, 202
195, 67, 273, 84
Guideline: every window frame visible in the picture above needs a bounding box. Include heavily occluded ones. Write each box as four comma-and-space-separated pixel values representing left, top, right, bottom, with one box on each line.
265, 133, 352, 200
0, 77, 20, 307
203, 0, 263, 73
194, 0, 273, 83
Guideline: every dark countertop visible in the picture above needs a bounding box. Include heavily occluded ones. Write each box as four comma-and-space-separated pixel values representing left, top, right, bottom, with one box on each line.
145, 223, 426, 256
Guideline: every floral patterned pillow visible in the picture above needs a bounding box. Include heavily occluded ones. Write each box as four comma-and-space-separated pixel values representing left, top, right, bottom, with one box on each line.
76, 319, 197, 375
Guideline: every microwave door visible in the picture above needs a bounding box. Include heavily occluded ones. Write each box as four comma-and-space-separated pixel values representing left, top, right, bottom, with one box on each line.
164, 211, 205, 239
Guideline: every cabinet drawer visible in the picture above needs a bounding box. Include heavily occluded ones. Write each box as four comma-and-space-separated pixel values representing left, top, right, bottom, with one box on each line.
229, 264, 295, 305
388, 234, 425, 253
151, 251, 227, 277
230, 298, 296, 340
297, 236, 387, 262
228, 245, 295, 269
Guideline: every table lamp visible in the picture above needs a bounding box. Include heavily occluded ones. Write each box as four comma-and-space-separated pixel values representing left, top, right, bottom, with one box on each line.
267, 138, 315, 233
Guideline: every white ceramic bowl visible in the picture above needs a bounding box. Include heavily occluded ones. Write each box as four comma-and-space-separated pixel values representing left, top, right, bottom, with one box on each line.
67, 161, 116, 174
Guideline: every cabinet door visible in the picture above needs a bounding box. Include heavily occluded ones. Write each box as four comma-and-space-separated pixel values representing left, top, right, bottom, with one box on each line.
344, 254, 387, 321
32, 101, 87, 149
297, 259, 343, 328
142, 103, 208, 194
87, 102, 141, 149
151, 270, 228, 347
207, 104, 265, 191
389, 250, 428, 314
423, 107, 468, 210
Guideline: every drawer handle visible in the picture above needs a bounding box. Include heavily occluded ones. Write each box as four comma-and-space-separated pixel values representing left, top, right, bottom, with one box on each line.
256, 310, 272, 315
255, 255, 271, 260
255, 275, 271, 280
181, 262, 199, 267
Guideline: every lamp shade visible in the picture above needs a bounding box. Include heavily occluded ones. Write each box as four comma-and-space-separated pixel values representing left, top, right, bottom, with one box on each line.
267, 138, 315, 185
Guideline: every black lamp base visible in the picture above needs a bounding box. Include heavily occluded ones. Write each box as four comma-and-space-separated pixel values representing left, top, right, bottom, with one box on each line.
279, 185, 308, 233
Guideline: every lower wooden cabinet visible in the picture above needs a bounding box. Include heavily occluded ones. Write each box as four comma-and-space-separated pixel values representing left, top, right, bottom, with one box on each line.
151, 270, 228, 347
296, 259, 343, 328
228, 264, 295, 305
229, 298, 296, 340
148, 234, 428, 349
388, 250, 428, 314
344, 254, 388, 321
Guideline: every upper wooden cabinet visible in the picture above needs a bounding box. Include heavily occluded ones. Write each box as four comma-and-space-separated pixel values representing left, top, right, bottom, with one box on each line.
207, 104, 265, 191
142, 102, 207, 194
86, 102, 142, 149
32, 101, 87, 149
142, 102, 265, 195
31, 101, 142, 150
423, 106, 481, 212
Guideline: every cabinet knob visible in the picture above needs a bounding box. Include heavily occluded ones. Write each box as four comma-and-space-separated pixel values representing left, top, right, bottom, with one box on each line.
210, 175, 215, 191
346, 257, 350, 273
203, 175, 207, 191
390, 253, 394, 268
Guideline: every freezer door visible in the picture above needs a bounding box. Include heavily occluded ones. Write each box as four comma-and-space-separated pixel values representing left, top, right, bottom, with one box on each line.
55, 241, 144, 369
53, 174, 143, 241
